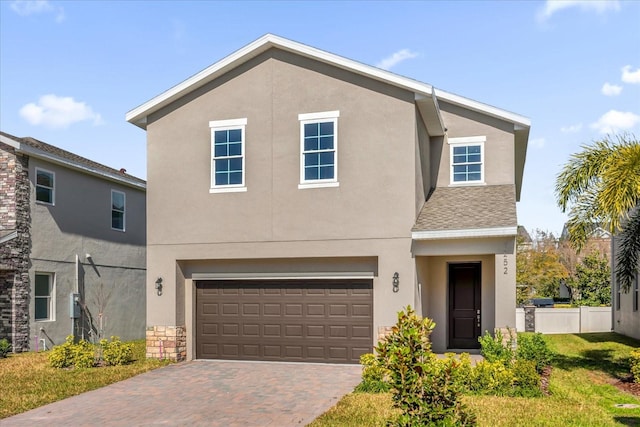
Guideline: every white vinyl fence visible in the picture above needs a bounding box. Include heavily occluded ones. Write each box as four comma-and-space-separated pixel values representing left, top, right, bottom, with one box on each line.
515, 306, 612, 334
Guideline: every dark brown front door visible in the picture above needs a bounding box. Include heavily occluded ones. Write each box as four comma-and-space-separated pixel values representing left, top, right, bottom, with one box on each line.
448, 263, 481, 349
195, 279, 373, 364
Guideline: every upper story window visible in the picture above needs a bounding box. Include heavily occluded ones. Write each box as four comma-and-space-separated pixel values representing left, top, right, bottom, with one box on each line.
35, 168, 55, 205
35, 273, 54, 321
209, 118, 247, 193
449, 136, 485, 185
298, 111, 339, 189
111, 190, 126, 231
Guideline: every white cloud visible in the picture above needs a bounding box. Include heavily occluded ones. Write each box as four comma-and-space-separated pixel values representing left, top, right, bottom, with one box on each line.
529, 138, 546, 149
19, 94, 103, 129
560, 123, 583, 133
621, 65, 640, 84
10, 0, 64, 22
590, 110, 640, 134
376, 49, 419, 70
601, 82, 622, 96
538, 0, 620, 21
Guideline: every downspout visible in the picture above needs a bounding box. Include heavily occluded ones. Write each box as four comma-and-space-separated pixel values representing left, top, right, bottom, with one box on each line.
73, 254, 79, 337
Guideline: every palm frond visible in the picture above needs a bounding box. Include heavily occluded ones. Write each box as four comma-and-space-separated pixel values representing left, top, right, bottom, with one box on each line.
616, 207, 640, 292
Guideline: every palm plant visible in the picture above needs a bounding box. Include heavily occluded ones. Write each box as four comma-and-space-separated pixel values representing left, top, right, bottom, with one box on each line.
556, 134, 640, 291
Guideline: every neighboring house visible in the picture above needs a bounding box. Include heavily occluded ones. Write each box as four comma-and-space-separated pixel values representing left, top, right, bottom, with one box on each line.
127, 34, 530, 363
0, 131, 147, 351
517, 226, 533, 251
611, 219, 640, 340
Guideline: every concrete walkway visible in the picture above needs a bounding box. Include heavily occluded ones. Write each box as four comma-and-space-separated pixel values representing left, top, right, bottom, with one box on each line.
2, 360, 363, 427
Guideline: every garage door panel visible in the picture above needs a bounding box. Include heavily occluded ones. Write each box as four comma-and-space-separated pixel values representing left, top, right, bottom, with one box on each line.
196, 279, 373, 363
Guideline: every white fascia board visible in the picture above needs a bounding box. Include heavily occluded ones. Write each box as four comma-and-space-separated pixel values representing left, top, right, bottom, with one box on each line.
0, 231, 18, 245
412, 226, 518, 240
17, 144, 146, 191
0, 134, 21, 149
126, 34, 434, 129
434, 88, 531, 129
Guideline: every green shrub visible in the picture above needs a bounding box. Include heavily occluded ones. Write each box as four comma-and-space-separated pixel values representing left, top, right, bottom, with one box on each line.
631, 349, 640, 383
469, 360, 515, 396
512, 359, 542, 397
48, 335, 95, 369
516, 333, 553, 373
0, 338, 10, 358
355, 353, 391, 393
441, 352, 473, 392
100, 336, 134, 366
478, 329, 514, 365
376, 306, 476, 426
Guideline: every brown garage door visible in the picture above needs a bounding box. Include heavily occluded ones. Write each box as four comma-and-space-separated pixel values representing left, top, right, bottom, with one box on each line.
195, 279, 373, 364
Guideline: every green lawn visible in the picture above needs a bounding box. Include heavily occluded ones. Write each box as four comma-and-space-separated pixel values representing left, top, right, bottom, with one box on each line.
309, 333, 640, 427
0, 340, 171, 419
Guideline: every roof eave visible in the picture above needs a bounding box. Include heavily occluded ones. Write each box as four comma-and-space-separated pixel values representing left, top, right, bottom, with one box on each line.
126, 34, 435, 129
0, 134, 146, 191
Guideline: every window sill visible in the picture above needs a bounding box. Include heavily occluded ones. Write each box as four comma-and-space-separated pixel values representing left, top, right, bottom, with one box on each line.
298, 182, 339, 190
111, 228, 126, 232
35, 201, 55, 206
35, 319, 55, 323
210, 186, 247, 194
448, 181, 486, 187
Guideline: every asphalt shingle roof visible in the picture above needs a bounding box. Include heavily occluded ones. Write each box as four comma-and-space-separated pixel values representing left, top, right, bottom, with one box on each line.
413, 184, 517, 232
0, 131, 145, 185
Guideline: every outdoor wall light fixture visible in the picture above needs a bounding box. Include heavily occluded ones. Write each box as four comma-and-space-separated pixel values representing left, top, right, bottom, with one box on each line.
392, 272, 399, 293
155, 277, 163, 296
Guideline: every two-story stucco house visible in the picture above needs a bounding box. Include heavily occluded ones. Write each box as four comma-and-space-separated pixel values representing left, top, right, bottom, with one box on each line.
0, 131, 146, 351
127, 34, 530, 363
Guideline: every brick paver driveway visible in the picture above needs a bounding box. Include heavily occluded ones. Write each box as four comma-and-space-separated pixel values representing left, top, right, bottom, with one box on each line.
3, 360, 362, 427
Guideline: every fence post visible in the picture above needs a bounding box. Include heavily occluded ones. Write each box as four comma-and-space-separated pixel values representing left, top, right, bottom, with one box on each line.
524, 305, 535, 332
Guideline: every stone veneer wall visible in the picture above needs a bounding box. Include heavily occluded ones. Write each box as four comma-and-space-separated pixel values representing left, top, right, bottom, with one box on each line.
0, 143, 31, 352
146, 326, 186, 361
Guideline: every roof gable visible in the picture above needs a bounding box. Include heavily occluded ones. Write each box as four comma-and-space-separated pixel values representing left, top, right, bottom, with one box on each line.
126, 34, 530, 132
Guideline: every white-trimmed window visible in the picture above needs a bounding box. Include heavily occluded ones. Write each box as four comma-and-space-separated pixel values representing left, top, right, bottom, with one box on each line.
35, 168, 55, 205
449, 136, 485, 185
298, 111, 339, 189
210, 118, 247, 193
111, 190, 126, 231
34, 273, 54, 321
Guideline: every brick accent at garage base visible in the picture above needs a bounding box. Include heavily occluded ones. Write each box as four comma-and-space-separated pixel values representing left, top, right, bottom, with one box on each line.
146, 326, 186, 361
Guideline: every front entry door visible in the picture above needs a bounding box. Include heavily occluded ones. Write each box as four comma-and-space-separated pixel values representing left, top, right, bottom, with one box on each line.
448, 263, 481, 349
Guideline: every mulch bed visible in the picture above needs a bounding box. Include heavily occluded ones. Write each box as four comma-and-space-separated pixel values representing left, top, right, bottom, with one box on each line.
614, 374, 640, 398
540, 366, 552, 396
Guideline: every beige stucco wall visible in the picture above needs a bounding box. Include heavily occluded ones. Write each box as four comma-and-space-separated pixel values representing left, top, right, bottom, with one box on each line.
435, 101, 515, 187
29, 157, 146, 347
144, 49, 420, 349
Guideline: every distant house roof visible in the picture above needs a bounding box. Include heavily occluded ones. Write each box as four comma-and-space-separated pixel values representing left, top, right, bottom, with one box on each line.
412, 185, 518, 239
0, 131, 145, 190
560, 222, 612, 241
125, 33, 530, 200
518, 225, 532, 243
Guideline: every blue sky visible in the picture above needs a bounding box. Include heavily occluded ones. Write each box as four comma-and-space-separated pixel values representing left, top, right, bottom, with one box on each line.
1, 0, 639, 236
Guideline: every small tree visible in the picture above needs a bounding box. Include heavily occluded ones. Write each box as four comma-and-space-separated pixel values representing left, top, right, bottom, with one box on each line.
567, 251, 611, 306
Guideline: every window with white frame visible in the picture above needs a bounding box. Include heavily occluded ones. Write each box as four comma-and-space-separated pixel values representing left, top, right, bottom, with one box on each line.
299, 111, 339, 189
35, 168, 55, 204
209, 118, 247, 193
449, 136, 485, 184
35, 273, 54, 321
111, 190, 125, 231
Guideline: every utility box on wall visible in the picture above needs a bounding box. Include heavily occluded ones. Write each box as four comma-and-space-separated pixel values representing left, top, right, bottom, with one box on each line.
69, 293, 80, 318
